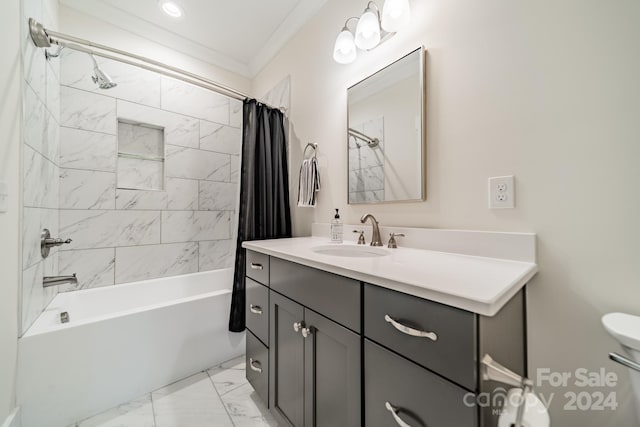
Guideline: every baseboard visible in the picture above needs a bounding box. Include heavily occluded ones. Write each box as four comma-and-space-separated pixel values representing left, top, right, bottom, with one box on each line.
1, 407, 20, 427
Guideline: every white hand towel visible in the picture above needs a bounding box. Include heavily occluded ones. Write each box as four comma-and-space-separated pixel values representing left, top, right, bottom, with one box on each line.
297, 158, 320, 207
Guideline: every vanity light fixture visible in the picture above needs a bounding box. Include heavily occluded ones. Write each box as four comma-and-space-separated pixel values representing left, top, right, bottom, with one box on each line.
355, 3, 382, 50
159, 0, 184, 18
333, 17, 358, 64
381, 0, 411, 32
333, 0, 411, 64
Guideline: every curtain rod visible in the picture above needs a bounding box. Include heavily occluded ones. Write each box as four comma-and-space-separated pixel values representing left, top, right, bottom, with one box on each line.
348, 128, 379, 148
28, 18, 286, 114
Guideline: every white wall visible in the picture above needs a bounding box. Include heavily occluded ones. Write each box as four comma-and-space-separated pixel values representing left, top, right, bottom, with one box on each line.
59, 6, 252, 95
253, 0, 640, 425
0, 0, 22, 422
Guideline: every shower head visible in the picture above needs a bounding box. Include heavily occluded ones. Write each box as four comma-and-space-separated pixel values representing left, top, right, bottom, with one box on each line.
89, 54, 117, 90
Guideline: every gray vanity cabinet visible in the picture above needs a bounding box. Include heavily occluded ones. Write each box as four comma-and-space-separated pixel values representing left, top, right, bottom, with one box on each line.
269, 291, 305, 427
245, 249, 526, 427
269, 290, 361, 427
267, 257, 361, 427
365, 340, 477, 427
245, 251, 271, 406
365, 282, 476, 390
303, 309, 361, 427
246, 331, 269, 404
364, 284, 526, 427
246, 278, 269, 345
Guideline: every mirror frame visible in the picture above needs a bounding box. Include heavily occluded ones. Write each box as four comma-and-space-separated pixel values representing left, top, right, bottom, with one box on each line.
346, 46, 426, 205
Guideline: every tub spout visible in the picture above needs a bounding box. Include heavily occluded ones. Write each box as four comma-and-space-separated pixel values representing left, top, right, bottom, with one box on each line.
43, 274, 77, 288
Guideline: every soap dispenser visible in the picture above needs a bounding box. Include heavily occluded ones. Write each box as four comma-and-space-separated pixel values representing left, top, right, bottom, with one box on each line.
330, 209, 343, 243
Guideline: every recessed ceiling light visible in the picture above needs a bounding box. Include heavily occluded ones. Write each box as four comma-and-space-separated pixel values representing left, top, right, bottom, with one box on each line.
159, 1, 184, 18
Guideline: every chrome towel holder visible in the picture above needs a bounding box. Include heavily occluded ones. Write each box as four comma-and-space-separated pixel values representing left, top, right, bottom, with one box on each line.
303, 142, 318, 159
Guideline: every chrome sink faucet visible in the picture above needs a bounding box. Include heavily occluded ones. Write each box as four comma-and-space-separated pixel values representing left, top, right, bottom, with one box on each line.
360, 214, 383, 246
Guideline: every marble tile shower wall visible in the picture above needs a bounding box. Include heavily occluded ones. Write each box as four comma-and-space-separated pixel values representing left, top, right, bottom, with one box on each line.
56, 50, 242, 290
21, 0, 61, 334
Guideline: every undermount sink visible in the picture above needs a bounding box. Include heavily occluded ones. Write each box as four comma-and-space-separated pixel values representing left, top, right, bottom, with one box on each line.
311, 244, 390, 258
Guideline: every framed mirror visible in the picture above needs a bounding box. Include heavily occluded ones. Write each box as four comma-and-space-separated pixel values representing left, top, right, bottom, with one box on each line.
347, 47, 425, 204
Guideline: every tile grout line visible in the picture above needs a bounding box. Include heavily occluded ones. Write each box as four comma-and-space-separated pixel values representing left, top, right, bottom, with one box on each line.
61, 82, 241, 128
150, 392, 158, 427
206, 368, 238, 427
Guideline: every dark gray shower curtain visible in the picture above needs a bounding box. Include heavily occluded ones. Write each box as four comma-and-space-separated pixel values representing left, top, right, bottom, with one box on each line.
229, 99, 292, 332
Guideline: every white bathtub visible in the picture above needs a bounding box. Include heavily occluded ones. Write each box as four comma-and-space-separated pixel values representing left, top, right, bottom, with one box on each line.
17, 269, 245, 427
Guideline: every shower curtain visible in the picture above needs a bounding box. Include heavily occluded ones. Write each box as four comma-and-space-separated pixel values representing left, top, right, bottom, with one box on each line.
229, 99, 292, 332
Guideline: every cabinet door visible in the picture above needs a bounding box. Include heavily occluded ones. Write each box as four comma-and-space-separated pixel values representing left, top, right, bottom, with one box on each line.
246, 330, 269, 405
246, 278, 269, 345
365, 339, 477, 427
304, 310, 361, 427
269, 291, 305, 427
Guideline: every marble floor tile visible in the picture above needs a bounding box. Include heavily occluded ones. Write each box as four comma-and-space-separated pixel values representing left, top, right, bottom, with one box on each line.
152, 372, 233, 427
71, 356, 278, 427
220, 355, 246, 371
78, 395, 155, 427
207, 365, 248, 396
220, 383, 278, 427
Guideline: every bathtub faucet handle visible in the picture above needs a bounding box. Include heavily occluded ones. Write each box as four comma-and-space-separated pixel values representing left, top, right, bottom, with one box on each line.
41, 228, 73, 258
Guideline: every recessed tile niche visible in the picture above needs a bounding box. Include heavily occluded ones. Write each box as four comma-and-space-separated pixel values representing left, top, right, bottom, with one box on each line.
117, 120, 165, 191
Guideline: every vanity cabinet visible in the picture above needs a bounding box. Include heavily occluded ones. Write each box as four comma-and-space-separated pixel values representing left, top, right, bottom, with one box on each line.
363, 284, 526, 427
364, 283, 476, 390
365, 339, 477, 427
246, 330, 269, 404
246, 278, 269, 345
269, 291, 305, 426
244, 249, 527, 427
269, 260, 361, 427
244, 252, 271, 405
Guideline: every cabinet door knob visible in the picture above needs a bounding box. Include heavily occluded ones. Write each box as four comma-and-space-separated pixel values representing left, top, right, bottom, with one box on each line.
384, 315, 438, 341
250, 263, 263, 270
249, 358, 263, 373
293, 321, 303, 332
385, 402, 412, 427
249, 304, 263, 315
301, 327, 313, 338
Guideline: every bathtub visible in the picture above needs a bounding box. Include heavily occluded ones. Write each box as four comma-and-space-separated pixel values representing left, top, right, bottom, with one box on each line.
17, 268, 245, 427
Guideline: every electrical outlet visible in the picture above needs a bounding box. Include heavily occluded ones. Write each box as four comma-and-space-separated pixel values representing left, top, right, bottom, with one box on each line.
489, 176, 515, 209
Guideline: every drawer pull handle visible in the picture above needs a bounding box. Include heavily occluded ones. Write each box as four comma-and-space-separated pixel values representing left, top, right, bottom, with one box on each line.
384, 315, 438, 341
301, 327, 313, 338
249, 358, 262, 373
293, 321, 303, 332
250, 263, 264, 270
385, 402, 412, 427
250, 304, 263, 315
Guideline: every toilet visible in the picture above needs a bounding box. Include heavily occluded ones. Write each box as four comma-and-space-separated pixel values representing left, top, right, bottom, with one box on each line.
602, 312, 640, 421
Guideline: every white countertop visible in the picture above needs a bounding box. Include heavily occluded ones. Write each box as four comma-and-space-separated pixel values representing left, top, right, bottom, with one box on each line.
243, 236, 538, 317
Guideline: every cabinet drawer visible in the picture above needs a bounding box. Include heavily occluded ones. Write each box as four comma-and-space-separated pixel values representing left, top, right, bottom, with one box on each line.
365, 340, 477, 427
246, 278, 269, 346
246, 331, 269, 405
270, 257, 361, 332
246, 250, 269, 285
364, 284, 476, 390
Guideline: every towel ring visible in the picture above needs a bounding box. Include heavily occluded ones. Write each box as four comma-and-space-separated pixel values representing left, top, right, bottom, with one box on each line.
303, 142, 318, 159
